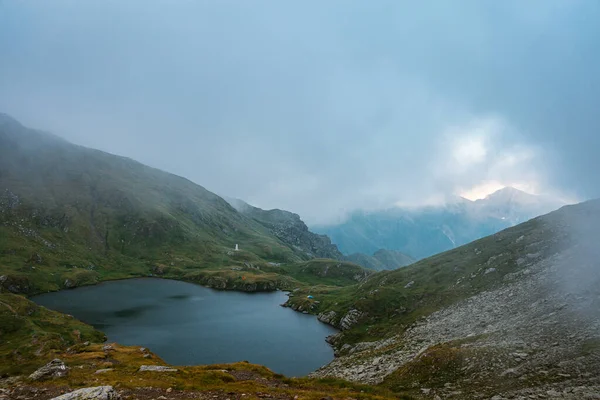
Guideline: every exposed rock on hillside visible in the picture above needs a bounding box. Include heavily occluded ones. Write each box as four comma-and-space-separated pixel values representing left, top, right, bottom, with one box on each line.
50, 386, 120, 400
308, 201, 600, 398
318, 310, 338, 326
29, 359, 69, 381
0, 114, 311, 294
227, 198, 344, 260
138, 365, 178, 372
2, 342, 398, 400
339, 309, 364, 330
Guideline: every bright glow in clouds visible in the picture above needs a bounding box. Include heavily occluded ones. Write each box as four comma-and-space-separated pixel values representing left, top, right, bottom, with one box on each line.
435, 117, 552, 204
450, 128, 489, 169
460, 181, 539, 201
461, 181, 508, 201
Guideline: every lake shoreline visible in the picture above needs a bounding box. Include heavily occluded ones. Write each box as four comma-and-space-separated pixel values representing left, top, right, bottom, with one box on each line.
31, 277, 339, 376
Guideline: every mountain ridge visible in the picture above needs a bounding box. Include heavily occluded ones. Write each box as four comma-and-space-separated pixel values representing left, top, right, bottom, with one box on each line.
286, 199, 600, 398
313, 187, 566, 259
0, 114, 370, 296
225, 197, 344, 260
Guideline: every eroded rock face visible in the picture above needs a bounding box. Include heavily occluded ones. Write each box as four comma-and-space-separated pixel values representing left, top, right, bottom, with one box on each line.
189, 275, 282, 292
49, 386, 120, 400
29, 359, 69, 381
339, 309, 363, 330
229, 199, 344, 260
318, 310, 338, 326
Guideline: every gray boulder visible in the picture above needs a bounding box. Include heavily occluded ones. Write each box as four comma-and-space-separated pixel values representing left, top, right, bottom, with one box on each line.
138, 365, 178, 372
94, 368, 114, 374
29, 359, 69, 381
49, 386, 120, 400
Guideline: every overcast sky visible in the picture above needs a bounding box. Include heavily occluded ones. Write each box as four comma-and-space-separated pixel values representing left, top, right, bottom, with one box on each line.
1, 1, 599, 224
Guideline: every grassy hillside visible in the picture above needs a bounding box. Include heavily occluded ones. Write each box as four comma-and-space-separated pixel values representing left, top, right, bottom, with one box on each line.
3, 201, 598, 398
288, 200, 600, 345
0, 114, 348, 295
144, 258, 371, 293
286, 201, 600, 397
0, 292, 105, 376
228, 197, 344, 260
278, 259, 372, 287
345, 249, 415, 271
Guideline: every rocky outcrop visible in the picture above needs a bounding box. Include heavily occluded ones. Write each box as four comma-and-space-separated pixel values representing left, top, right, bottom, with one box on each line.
0, 274, 32, 294
29, 359, 69, 381
318, 310, 338, 326
339, 309, 364, 330
49, 386, 120, 400
138, 365, 178, 372
227, 198, 344, 260
186, 274, 287, 292
94, 369, 114, 374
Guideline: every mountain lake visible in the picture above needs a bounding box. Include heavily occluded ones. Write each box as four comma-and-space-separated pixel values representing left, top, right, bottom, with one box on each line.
32, 278, 338, 376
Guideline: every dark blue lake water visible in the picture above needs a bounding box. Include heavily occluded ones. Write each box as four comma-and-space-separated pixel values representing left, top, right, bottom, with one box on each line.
32, 278, 338, 376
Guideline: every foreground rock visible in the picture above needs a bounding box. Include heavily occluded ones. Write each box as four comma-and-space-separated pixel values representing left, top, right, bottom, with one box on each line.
29, 359, 69, 381
49, 386, 120, 400
138, 365, 178, 372
94, 369, 114, 374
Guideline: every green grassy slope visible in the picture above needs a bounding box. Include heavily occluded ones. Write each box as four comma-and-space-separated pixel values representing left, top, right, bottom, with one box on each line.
228, 198, 344, 260
0, 114, 323, 294
345, 249, 415, 271
287, 200, 592, 346
278, 259, 372, 287
0, 292, 105, 376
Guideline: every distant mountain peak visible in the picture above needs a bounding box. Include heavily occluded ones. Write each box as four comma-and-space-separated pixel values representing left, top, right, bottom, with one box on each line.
487, 186, 525, 196
476, 186, 567, 208
315, 185, 567, 260
480, 186, 536, 202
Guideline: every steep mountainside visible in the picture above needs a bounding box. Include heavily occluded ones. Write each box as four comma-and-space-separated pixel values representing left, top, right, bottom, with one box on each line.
227, 198, 343, 260
0, 114, 327, 294
345, 249, 414, 271
226, 198, 414, 271
314, 188, 565, 260
287, 200, 600, 398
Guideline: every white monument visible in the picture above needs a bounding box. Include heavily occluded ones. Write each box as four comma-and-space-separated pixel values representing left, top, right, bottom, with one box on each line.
235, 244, 239, 251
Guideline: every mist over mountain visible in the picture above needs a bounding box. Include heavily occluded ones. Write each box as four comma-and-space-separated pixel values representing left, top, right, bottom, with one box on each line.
313, 187, 565, 260
0, 113, 341, 294
227, 198, 421, 271
1, 1, 600, 398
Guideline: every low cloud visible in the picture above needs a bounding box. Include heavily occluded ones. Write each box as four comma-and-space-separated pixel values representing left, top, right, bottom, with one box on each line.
0, 1, 597, 224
